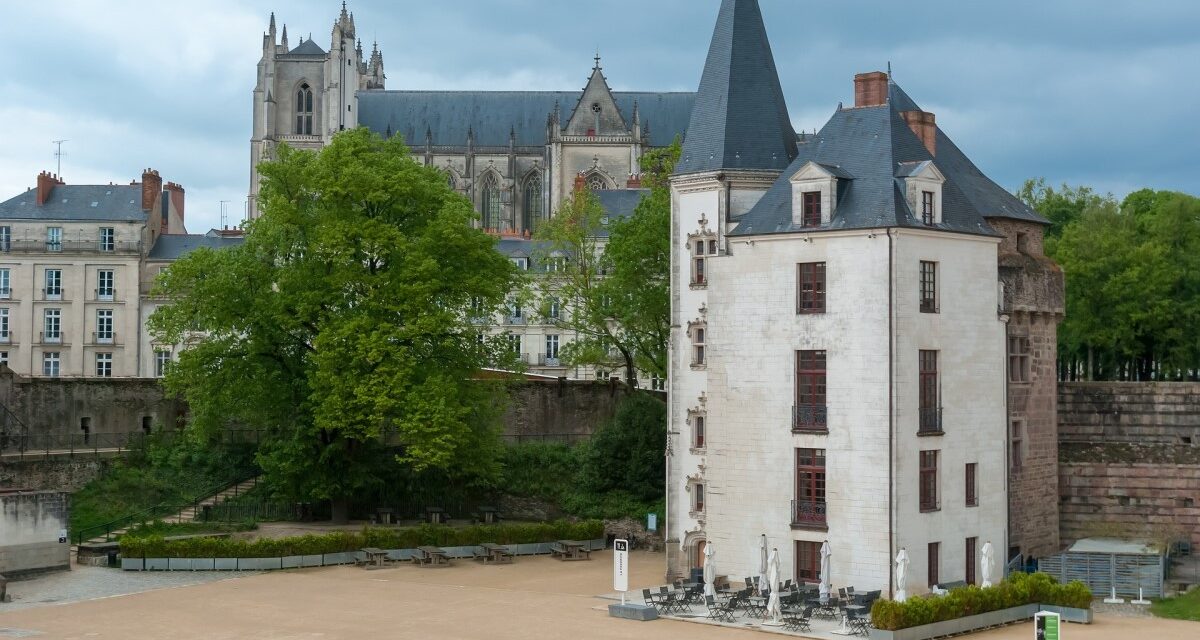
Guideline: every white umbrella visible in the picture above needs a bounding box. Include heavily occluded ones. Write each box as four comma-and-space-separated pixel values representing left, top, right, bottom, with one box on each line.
895, 548, 910, 602
767, 548, 783, 624
980, 541, 995, 588
757, 534, 769, 595
819, 541, 832, 599
703, 543, 717, 597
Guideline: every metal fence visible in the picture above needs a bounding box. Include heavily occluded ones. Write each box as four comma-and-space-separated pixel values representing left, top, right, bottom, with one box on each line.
1038, 551, 1165, 598
499, 433, 591, 445
1, 430, 264, 458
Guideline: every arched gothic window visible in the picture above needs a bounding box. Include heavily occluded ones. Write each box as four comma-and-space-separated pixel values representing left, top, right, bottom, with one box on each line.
522, 173, 543, 231
295, 84, 314, 135
481, 173, 502, 231
586, 174, 608, 191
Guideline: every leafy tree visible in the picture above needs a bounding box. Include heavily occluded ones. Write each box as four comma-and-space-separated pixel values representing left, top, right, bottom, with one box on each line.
150, 129, 517, 521
1017, 178, 1109, 250
532, 141, 679, 384
580, 393, 667, 502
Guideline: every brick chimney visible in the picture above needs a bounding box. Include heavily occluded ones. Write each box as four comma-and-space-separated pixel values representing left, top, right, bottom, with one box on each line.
164, 181, 185, 232
901, 110, 938, 156
141, 169, 162, 212
36, 171, 64, 206
626, 174, 642, 189
854, 71, 889, 108
574, 172, 587, 194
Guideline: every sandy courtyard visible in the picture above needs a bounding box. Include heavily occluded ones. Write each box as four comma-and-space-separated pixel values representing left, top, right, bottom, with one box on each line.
1, 550, 1196, 640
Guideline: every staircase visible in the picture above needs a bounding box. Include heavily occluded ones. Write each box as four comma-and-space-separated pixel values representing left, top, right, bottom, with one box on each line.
77, 476, 260, 546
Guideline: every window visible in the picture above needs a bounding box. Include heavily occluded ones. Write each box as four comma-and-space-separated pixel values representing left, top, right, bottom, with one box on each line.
586, 174, 607, 192
506, 334, 521, 356
802, 191, 822, 227
920, 450, 939, 512
794, 350, 828, 432
919, 350, 941, 434
42, 352, 60, 377
650, 375, 666, 392
794, 448, 827, 526
548, 298, 560, 321
45, 269, 62, 300
295, 83, 314, 135
96, 309, 114, 344
1008, 336, 1031, 383
966, 537, 978, 585
99, 227, 115, 252
693, 414, 706, 449
919, 261, 938, 313
796, 541, 822, 583
95, 352, 113, 377
922, 191, 935, 225
797, 262, 826, 314
928, 542, 940, 588
522, 174, 543, 231
481, 173, 503, 231
43, 308, 61, 343
692, 237, 717, 286
97, 269, 115, 301
0, 352, 8, 367
155, 350, 171, 378
0, 308, 8, 342
511, 257, 530, 271
545, 334, 560, 363
0, 268, 9, 298
692, 483, 705, 513
1010, 420, 1024, 472
0, 226, 9, 252
691, 326, 706, 367
966, 463, 978, 507
46, 227, 62, 252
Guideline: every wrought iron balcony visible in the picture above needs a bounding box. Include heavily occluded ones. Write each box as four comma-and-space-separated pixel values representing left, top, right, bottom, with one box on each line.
537, 354, 563, 367
792, 404, 828, 433
3, 239, 142, 255
94, 288, 117, 302
505, 315, 526, 326
791, 499, 828, 528
92, 332, 117, 346
919, 407, 943, 435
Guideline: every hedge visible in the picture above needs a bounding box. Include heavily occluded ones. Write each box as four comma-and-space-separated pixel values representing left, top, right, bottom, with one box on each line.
121, 520, 604, 559
870, 572, 1092, 631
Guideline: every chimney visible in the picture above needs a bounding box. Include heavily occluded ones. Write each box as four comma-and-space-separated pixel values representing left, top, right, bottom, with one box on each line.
901, 110, 938, 156
36, 171, 64, 206
854, 71, 889, 108
164, 181, 186, 231
626, 174, 642, 189
574, 172, 587, 194
141, 169, 163, 212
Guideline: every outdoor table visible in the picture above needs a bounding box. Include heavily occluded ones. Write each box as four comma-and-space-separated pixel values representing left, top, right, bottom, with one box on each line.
415, 546, 452, 568
478, 543, 513, 564
477, 506, 500, 524
375, 507, 395, 525
425, 507, 447, 524
680, 582, 703, 604
745, 596, 769, 618
361, 547, 389, 570
552, 540, 591, 561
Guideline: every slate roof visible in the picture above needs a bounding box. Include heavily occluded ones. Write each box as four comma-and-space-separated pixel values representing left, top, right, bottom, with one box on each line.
676, 0, 798, 175
147, 233, 245, 260
731, 81, 1047, 237
0, 184, 148, 222
288, 39, 326, 56
357, 90, 695, 148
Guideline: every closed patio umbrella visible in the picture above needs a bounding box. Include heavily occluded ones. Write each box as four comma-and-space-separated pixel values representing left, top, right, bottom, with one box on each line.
980, 541, 995, 588
757, 534, 769, 594
819, 540, 832, 599
767, 548, 783, 624
703, 543, 717, 597
895, 547, 910, 602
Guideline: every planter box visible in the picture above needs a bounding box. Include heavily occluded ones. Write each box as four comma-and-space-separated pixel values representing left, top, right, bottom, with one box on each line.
281, 556, 302, 569
144, 558, 169, 571
1038, 604, 1092, 624
869, 604, 1076, 640
215, 558, 238, 571
323, 552, 357, 566
301, 555, 323, 568
238, 557, 281, 571
121, 557, 145, 571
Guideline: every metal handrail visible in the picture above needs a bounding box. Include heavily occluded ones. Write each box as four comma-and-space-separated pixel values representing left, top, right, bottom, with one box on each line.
792, 404, 829, 432
791, 499, 827, 526
918, 407, 944, 434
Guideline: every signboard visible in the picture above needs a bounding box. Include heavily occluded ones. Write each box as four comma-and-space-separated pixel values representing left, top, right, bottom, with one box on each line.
614, 539, 629, 596
1035, 612, 1061, 640
58, 528, 68, 544
647, 513, 658, 532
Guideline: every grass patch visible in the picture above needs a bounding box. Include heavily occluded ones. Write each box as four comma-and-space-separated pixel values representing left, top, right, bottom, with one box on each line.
123, 520, 258, 539
1151, 587, 1200, 621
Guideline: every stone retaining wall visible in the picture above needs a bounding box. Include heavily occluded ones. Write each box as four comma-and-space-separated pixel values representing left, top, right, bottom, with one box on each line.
0, 491, 71, 577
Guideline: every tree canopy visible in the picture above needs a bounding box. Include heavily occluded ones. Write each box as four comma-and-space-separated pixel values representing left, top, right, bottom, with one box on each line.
150, 129, 517, 520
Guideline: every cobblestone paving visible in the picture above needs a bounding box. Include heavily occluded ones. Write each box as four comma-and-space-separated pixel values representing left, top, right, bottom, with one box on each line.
1, 565, 256, 612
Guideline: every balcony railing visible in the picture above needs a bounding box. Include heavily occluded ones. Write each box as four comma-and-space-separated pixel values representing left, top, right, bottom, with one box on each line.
95, 289, 116, 302
42, 288, 64, 301
505, 315, 526, 326
920, 297, 939, 314
537, 354, 563, 367
792, 404, 829, 433
0, 287, 10, 299
919, 407, 943, 435
2, 239, 142, 255
0, 332, 10, 345
93, 332, 116, 346
39, 332, 63, 345
791, 499, 828, 528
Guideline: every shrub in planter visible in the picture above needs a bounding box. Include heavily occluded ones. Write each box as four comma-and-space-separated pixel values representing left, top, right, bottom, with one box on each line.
869, 574, 1092, 631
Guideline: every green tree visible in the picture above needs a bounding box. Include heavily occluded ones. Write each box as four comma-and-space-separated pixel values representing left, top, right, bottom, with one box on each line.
150, 129, 517, 522
533, 141, 679, 384
580, 393, 667, 503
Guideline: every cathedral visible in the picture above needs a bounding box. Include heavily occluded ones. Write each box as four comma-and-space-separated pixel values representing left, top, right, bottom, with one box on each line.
249, 3, 695, 230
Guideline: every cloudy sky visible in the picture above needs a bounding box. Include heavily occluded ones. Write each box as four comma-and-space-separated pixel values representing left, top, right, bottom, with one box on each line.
2, 0, 1197, 233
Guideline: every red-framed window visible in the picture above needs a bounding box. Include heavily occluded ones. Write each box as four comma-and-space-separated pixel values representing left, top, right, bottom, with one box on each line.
966, 463, 978, 507
693, 484, 705, 513
919, 350, 940, 433
794, 448, 827, 525
920, 450, 939, 512
795, 350, 828, 431
693, 414, 706, 449
692, 327, 706, 366
928, 541, 940, 587
802, 192, 822, 227
966, 537, 978, 585
922, 191, 935, 225
795, 540, 822, 582
797, 262, 826, 314
920, 261, 938, 313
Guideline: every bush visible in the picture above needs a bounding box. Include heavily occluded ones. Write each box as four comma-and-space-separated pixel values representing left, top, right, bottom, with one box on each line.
121, 520, 604, 558
870, 573, 1092, 630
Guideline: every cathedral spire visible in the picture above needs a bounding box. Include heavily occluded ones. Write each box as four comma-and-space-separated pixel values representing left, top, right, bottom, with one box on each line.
281, 24, 289, 50
677, 0, 797, 175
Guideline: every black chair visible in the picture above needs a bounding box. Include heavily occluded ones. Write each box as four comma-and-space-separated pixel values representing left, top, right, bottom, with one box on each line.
847, 609, 870, 637
705, 595, 736, 622
642, 588, 667, 613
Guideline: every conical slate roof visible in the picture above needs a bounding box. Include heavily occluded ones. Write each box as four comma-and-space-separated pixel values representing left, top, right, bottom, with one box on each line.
676, 0, 798, 175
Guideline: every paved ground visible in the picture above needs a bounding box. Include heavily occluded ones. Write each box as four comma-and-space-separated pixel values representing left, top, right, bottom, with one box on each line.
1, 565, 255, 612
0, 552, 1196, 640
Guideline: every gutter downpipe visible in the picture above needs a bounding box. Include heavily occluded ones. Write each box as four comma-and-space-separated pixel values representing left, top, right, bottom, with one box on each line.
1000, 307, 1012, 573
888, 228, 895, 599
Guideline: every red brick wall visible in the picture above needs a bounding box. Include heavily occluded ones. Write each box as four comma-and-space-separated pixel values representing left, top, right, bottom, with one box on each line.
1060, 459, 1200, 548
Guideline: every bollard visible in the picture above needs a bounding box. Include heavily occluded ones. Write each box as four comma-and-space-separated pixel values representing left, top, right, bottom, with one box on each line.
0, 572, 7, 603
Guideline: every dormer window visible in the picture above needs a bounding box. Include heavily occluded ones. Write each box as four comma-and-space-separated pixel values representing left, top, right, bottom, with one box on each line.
790, 162, 849, 228
898, 161, 945, 225
803, 192, 822, 228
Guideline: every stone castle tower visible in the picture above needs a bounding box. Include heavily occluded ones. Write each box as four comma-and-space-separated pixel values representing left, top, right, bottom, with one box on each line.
248, 3, 385, 215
